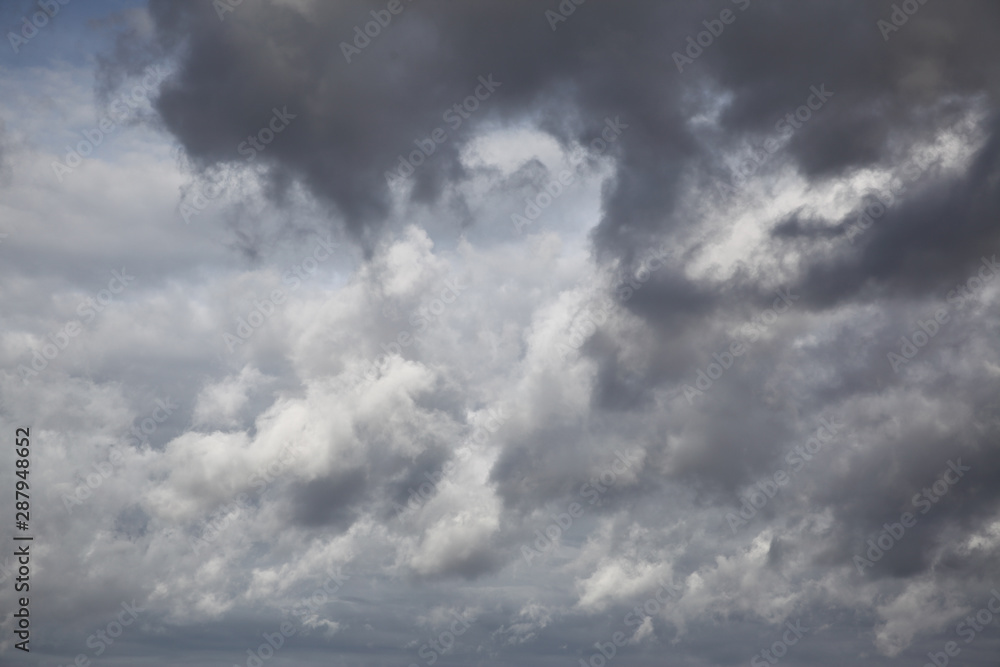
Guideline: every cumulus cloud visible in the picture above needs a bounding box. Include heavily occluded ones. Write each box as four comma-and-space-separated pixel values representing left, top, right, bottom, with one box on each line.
1, 1, 1000, 666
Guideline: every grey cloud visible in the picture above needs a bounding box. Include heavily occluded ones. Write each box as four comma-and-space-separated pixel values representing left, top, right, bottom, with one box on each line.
4, 1, 1000, 665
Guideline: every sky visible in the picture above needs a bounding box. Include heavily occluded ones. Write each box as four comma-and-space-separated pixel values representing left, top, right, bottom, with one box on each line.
1, 1, 1000, 666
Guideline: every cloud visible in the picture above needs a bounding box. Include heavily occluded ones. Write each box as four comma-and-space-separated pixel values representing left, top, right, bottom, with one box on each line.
2, 1, 1000, 665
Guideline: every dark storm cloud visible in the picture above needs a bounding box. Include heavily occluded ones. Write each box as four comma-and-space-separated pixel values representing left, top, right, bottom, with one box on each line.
291, 469, 367, 528
123, 0, 1000, 302
122, 0, 702, 252
770, 210, 842, 241
796, 118, 1000, 307
702, 0, 1000, 310
116, 0, 1000, 529
11, 1, 991, 665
